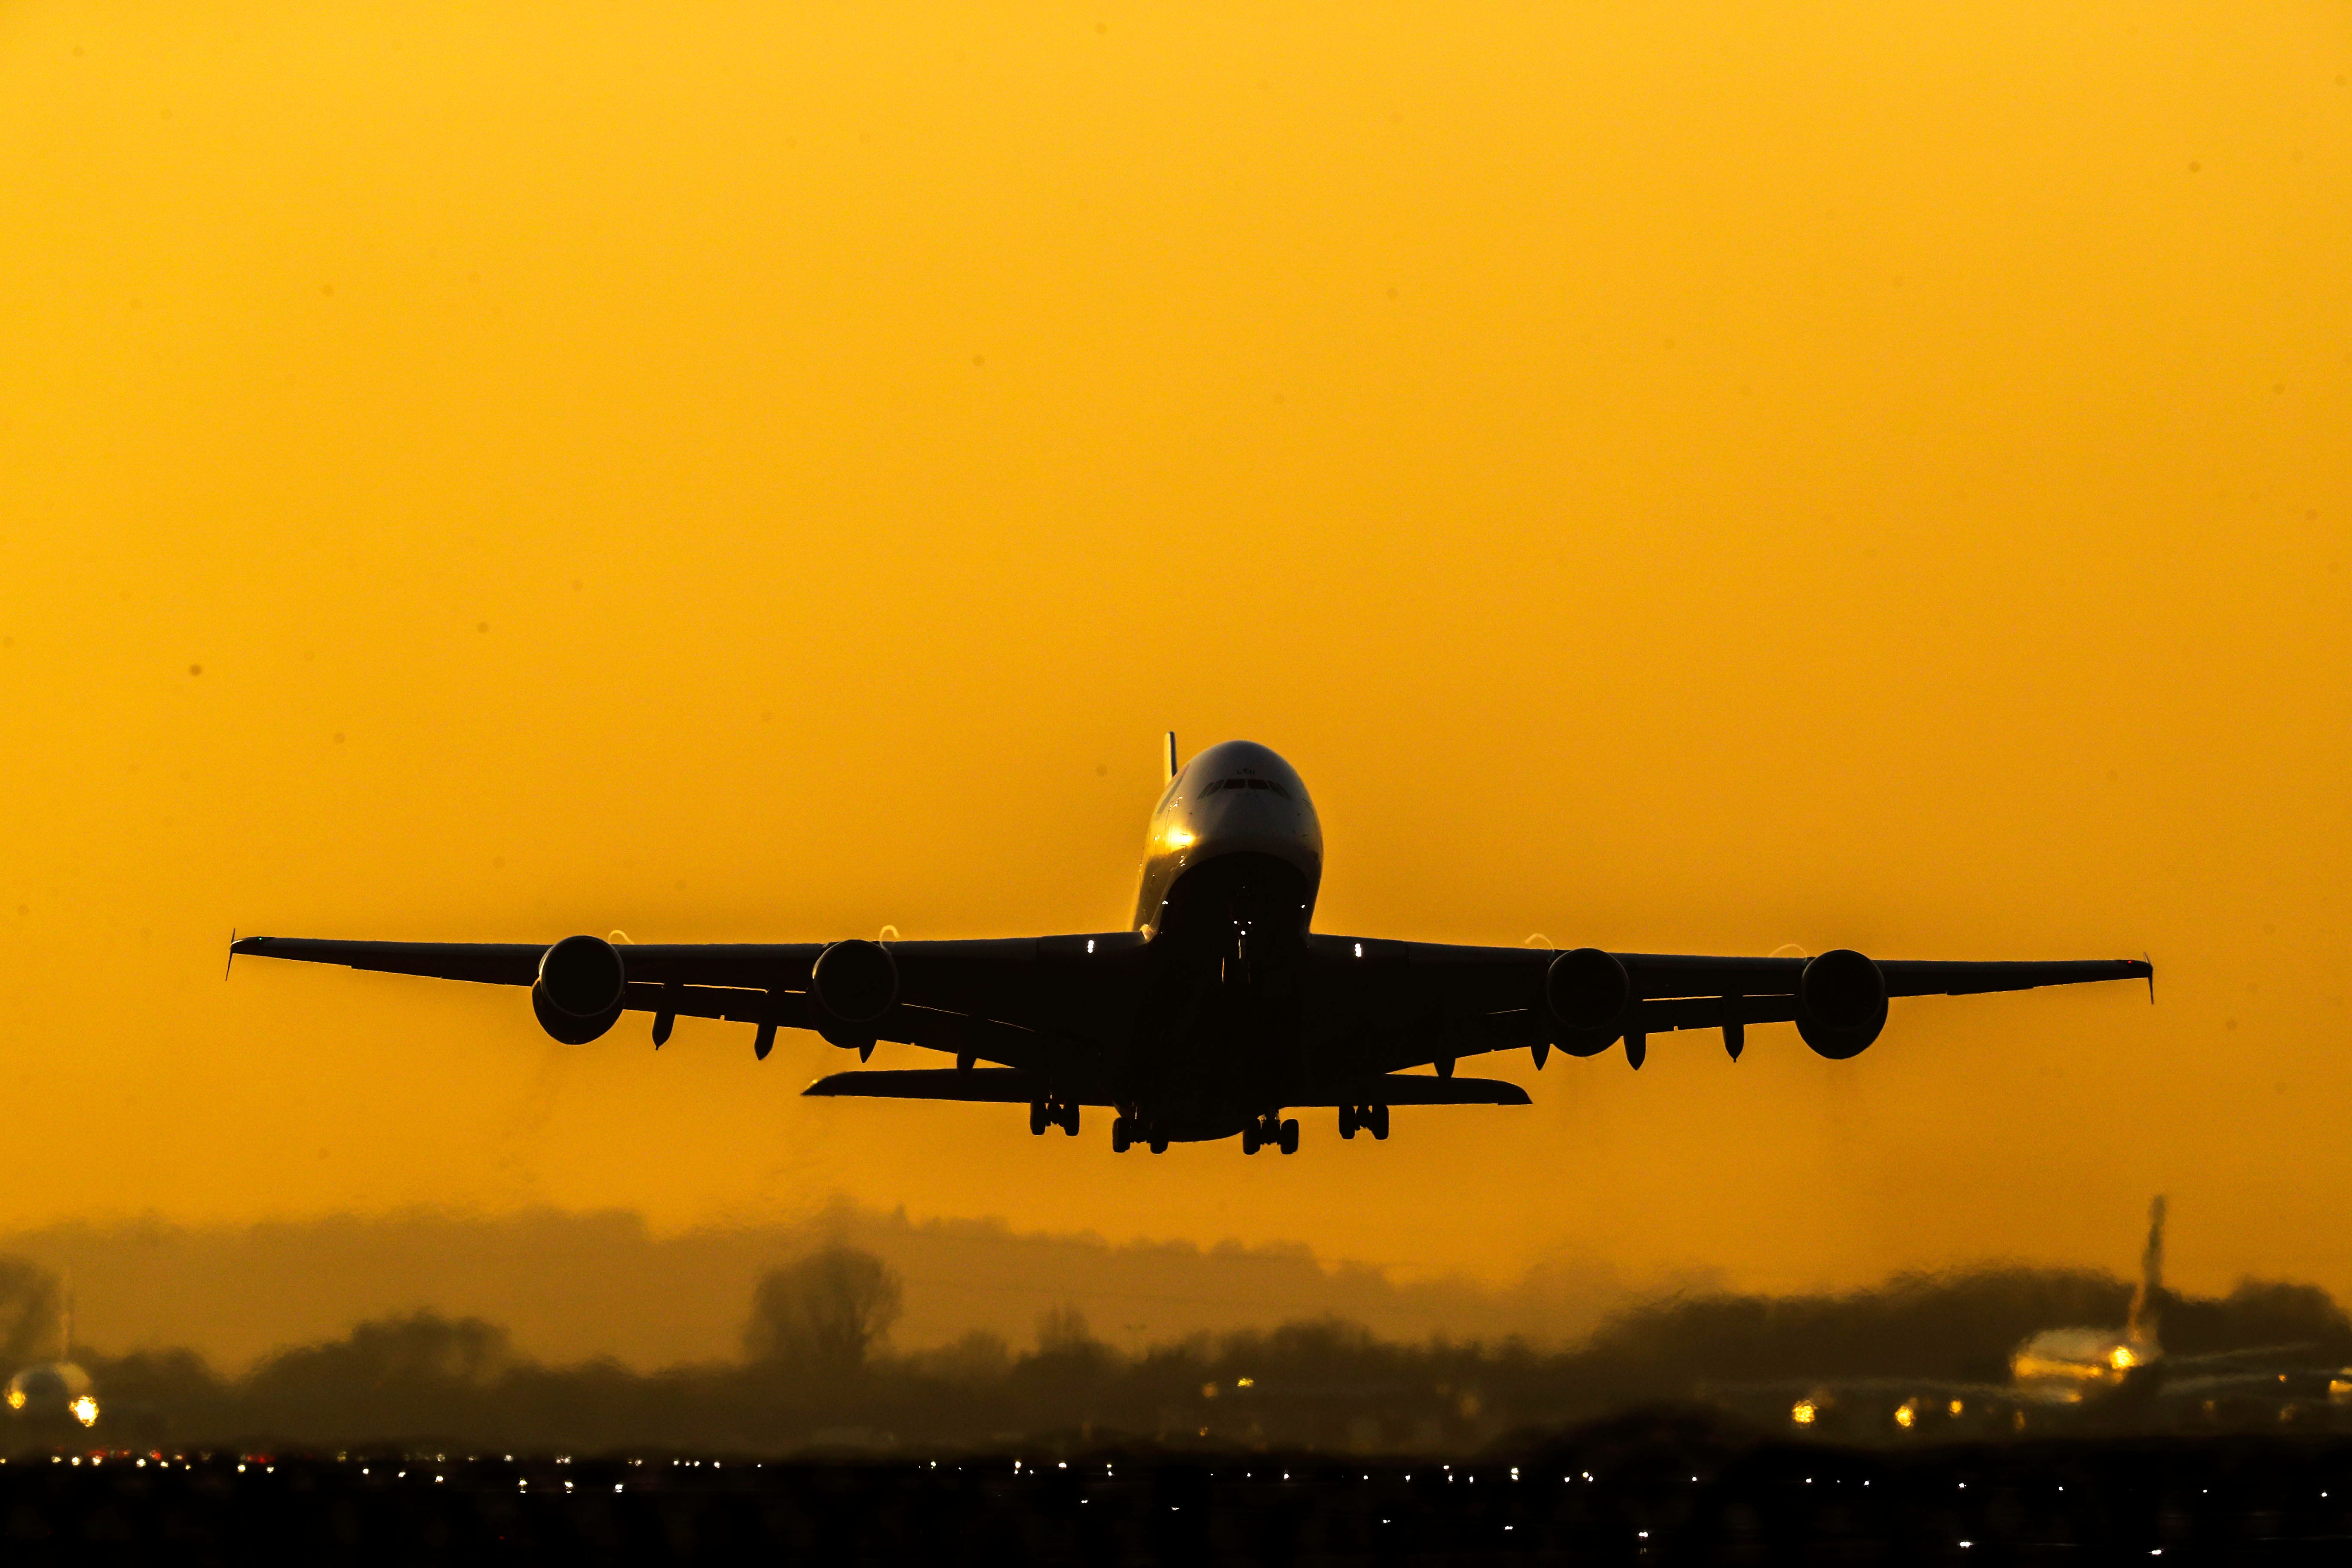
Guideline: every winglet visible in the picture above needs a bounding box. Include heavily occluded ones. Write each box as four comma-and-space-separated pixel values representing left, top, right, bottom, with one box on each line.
1163, 731, 1179, 784
225, 928, 237, 981
2145, 952, 2155, 1004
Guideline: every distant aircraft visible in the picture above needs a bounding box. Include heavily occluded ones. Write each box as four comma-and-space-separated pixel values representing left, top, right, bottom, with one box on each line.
2007, 1194, 2174, 1403
1779, 1197, 2349, 1434
6, 1278, 98, 1433
232, 737, 2150, 1154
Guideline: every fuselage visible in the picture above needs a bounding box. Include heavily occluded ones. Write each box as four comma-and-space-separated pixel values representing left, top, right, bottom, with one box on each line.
1135, 740, 1324, 939
1119, 741, 1327, 1141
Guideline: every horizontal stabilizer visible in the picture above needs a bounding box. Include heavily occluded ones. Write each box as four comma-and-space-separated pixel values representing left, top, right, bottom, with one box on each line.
804, 1068, 1048, 1103
800, 1069, 1531, 1108
1316, 1075, 1530, 1106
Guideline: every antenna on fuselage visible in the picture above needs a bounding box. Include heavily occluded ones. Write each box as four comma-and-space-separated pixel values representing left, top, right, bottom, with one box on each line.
1163, 731, 1179, 783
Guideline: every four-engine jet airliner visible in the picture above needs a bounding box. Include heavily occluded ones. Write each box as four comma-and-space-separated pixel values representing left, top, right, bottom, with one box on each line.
231, 737, 2152, 1155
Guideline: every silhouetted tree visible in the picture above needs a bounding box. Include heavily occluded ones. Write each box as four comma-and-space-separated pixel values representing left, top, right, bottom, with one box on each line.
745, 1246, 903, 1372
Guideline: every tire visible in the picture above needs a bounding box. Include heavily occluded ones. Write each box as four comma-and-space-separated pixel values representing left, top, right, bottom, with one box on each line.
1371, 1105, 1390, 1140
1278, 1118, 1299, 1155
1241, 1126, 1260, 1155
1149, 1137, 1169, 1154
1112, 1116, 1131, 1153
1060, 1105, 1080, 1136
1339, 1106, 1358, 1139
1028, 1101, 1047, 1136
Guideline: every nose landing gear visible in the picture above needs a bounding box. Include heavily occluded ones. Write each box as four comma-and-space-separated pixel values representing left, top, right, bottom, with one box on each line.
1338, 1104, 1390, 1140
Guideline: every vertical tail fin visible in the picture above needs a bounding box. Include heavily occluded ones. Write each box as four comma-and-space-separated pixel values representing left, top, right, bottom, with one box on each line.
1163, 732, 1179, 784
2126, 1194, 2167, 1344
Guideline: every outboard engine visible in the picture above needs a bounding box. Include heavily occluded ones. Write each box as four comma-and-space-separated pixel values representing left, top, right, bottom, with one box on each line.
1795, 949, 1887, 1059
532, 934, 626, 1044
1545, 947, 1630, 1057
811, 939, 898, 1049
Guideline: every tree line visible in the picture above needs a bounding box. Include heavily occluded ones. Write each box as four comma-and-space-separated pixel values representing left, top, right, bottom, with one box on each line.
11, 1247, 2348, 1454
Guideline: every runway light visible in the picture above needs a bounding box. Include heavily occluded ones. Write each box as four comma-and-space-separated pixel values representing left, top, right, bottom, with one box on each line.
70, 1396, 98, 1427
2111, 1346, 2139, 1371
6, 1390, 22, 1410
1791, 1400, 1818, 1425
1950, 1400, 1965, 1416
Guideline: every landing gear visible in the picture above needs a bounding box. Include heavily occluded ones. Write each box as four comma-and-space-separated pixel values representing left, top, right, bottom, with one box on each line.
1060, 1104, 1080, 1136
1339, 1106, 1358, 1139
1112, 1115, 1133, 1153
1369, 1104, 1390, 1140
1241, 1113, 1298, 1154
1149, 1133, 1169, 1154
1032, 1100, 1078, 1136
1029, 1101, 1048, 1136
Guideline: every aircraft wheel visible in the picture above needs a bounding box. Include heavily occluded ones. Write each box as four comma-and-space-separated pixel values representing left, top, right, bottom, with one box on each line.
1371, 1105, 1390, 1140
1111, 1116, 1132, 1153
1028, 1101, 1047, 1136
1278, 1118, 1299, 1155
1060, 1104, 1080, 1136
1149, 1135, 1169, 1154
1338, 1106, 1358, 1139
1241, 1125, 1260, 1155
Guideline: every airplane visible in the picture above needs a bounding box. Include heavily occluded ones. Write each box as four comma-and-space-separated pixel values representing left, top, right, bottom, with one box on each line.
6, 1276, 99, 1434
230, 736, 2152, 1155
1773, 1197, 2349, 1435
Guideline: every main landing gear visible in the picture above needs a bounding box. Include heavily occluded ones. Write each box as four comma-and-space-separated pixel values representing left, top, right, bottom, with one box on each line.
1111, 1115, 1168, 1154
1338, 1104, 1390, 1141
1240, 1114, 1299, 1155
1028, 1100, 1079, 1137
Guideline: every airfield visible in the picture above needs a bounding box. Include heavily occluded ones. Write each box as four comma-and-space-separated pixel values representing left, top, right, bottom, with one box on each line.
7, 1419, 2352, 1562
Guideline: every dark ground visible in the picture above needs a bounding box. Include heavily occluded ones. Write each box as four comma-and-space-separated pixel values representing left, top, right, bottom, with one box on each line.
7, 1412, 2352, 1564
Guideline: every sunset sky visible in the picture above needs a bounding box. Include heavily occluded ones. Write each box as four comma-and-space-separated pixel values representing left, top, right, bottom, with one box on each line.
2, 1, 2346, 1324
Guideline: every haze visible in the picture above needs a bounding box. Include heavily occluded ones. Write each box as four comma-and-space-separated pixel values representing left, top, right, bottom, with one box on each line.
1, 0, 2346, 1342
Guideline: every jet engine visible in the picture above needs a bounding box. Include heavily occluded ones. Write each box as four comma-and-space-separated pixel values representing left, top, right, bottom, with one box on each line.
1545, 947, 1629, 1057
1795, 948, 1887, 1059
532, 934, 626, 1044
812, 939, 898, 1027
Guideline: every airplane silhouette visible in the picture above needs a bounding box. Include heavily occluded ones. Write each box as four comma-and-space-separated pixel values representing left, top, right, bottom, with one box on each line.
233, 736, 2151, 1154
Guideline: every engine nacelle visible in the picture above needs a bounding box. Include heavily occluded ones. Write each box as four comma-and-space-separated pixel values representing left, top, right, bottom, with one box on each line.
812, 939, 898, 1025
532, 934, 626, 1044
1546, 947, 1630, 1057
1796, 948, 1888, 1060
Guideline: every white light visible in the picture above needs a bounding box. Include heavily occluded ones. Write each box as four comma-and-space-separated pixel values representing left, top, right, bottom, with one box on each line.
1087, 940, 1095, 953
616, 1484, 624, 1493
1354, 943, 1363, 957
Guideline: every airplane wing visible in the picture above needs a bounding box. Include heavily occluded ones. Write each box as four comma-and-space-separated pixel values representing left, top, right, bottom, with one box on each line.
230, 932, 2151, 1085
1309, 938, 2153, 1075
226, 933, 1136, 1076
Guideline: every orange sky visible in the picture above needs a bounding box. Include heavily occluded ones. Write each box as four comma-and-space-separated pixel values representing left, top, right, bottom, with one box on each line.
1, 1, 2347, 1313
